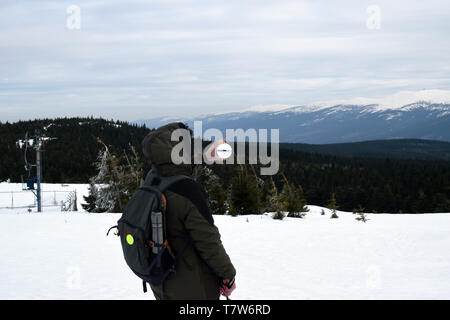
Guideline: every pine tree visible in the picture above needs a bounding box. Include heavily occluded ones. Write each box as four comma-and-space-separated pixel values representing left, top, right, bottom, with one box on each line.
263, 178, 285, 220
230, 165, 262, 215
265, 177, 283, 213
122, 145, 144, 191
272, 210, 285, 220
226, 184, 238, 217
328, 192, 339, 219
195, 166, 227, 215
81, 182, 102, 212
280, 173, 308, 218
119, 145, 144, 206
354, 205, 369, 223
90, 139, 144, 213
91, 145, 120, 212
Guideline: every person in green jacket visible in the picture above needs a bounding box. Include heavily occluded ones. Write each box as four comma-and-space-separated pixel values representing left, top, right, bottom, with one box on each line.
142, 122, 236, 300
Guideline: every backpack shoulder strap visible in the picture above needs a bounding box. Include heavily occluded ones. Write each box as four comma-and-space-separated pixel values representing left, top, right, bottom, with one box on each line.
144, 170, 193, 260
143, 170, 192, 192
159, 174, 192, 192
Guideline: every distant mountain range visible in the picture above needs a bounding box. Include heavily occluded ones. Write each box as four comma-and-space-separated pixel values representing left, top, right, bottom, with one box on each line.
135, 101, 450, 144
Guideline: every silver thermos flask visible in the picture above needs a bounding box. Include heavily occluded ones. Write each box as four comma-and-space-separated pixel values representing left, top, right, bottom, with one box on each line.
151, 211, 163, 254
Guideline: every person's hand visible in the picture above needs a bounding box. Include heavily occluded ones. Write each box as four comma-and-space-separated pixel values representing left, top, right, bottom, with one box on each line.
220, 278, 236, 297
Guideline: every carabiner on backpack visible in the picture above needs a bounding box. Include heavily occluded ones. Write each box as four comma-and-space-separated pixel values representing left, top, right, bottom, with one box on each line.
106, 225, 119, 236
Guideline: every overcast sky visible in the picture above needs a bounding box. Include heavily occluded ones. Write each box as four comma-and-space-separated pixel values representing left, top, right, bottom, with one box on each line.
1, 0, 449, 122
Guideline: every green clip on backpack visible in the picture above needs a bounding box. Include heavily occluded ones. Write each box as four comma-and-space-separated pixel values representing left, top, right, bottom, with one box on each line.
107, 171, 191, 296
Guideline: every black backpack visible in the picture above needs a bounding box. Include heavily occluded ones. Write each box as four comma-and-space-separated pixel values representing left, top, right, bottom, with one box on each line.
107, 170, 191, 296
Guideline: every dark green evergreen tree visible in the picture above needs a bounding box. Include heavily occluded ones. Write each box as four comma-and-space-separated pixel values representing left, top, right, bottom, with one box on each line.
281, 173, 308, 218
195, 166, 227, 215
230, 165, 262, 215
354, 205, 369, 222
81, 182, 100, 212
328, 193, 339, 219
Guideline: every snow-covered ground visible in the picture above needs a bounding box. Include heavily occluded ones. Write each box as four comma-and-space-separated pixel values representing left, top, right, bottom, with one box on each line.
0, 182, 449, 299
0, 182, 88, 212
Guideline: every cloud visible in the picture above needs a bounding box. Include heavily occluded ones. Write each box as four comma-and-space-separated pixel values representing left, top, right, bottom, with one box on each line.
0, 0, 449, 122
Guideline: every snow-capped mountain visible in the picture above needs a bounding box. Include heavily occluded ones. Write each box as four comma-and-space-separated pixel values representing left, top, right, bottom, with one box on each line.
135, 101, 450, 143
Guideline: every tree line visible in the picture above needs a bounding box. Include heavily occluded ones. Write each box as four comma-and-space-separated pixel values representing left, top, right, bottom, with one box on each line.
1, 117, 449, 213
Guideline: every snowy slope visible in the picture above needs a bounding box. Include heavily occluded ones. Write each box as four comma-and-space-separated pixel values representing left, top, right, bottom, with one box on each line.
0, 183, 449, 299
0, 182, 88, 212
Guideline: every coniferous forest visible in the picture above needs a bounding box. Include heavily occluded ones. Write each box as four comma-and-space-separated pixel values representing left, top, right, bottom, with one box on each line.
0, 117, 449, 213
